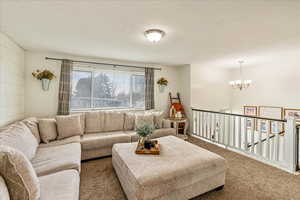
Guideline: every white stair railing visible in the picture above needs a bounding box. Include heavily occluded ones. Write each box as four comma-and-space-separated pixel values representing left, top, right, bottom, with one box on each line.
285, 116, 297, 172
192, 108, 298, 173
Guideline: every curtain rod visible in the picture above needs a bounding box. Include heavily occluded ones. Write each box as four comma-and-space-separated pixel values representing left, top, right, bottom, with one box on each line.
45, 57, 162, 71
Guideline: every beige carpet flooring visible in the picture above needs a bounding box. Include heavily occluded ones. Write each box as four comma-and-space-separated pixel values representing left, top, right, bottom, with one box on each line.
80, 137, 300, 200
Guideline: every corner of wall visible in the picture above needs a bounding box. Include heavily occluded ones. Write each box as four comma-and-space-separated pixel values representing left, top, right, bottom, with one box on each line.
0, 32, 25, 126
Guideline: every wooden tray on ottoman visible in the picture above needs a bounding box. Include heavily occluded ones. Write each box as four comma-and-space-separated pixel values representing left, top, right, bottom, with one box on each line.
135, 140, 160, 155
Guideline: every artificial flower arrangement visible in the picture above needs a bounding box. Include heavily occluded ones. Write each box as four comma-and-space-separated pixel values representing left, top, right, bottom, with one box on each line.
136, 124, 154, 139
32, 69, 56, 91
32, 69, 56, 80
136, 124, 155, 149
157, 77, 168, 86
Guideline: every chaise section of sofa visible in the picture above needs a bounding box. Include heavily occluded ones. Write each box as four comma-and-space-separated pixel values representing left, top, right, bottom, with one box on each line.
39, 169, 80, 200
32, 143, 81, 176
0, 119, 81, 200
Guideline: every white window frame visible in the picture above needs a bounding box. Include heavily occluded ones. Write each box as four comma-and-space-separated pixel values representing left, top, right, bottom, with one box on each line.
71, 65, 145, 112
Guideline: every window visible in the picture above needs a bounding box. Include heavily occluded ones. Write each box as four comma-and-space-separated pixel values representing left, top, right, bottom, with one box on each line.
71, 66, 145, 110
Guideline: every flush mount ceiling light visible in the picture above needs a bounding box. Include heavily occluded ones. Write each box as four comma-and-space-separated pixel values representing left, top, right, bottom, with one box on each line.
144, 29, 165, 43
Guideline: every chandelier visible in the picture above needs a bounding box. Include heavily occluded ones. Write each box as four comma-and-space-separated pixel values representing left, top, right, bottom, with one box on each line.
229, 61, 252, 90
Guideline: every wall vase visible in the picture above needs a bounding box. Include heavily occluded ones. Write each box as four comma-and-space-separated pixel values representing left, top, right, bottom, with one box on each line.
41, 78, 50, 91
158, 85, 166, 93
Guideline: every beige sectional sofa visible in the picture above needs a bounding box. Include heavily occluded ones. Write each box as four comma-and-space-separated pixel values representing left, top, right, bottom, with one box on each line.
0, 110, 175, 200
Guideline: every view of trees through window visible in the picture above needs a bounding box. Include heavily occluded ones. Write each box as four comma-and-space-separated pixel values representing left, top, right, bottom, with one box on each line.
71, 69, 145, 110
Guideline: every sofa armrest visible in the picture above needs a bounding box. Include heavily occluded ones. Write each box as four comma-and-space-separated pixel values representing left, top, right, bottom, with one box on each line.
162, 119, 172, 128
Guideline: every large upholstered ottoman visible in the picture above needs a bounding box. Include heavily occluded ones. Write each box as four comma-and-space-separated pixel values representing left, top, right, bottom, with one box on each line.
112, 136, 226, 200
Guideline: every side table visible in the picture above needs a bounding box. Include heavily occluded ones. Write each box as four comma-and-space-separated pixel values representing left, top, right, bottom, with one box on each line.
167, 118, 189, 140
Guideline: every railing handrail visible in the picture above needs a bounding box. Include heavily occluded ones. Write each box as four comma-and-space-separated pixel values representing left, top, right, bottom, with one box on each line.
191, 108, 287, 122
247, 131, 285, 148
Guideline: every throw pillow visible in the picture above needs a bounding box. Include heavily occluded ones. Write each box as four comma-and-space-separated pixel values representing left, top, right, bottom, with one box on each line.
22, 117, 41, 143
124, 112, 136, 131
0, 122, 38, 160
0, 145, 40, 200
135, 113, 154, 130
38, 119, 58, 143
152, 111, 165, 129
56, 115, 82, 139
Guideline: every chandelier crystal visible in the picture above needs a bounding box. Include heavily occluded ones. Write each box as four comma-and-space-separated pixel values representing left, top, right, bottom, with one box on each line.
229, 61, 252, 90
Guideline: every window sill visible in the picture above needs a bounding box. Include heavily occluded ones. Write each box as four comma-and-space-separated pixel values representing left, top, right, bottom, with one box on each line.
71, 107, 146, 113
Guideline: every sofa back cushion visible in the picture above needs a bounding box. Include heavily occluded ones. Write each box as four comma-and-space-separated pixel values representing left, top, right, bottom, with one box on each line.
85, 111, 105, 133
0, 176, 10, 200
0, 122, 38, 160
22, 117, 41, 143
104, 112, 125, 132
38, 119, 58, 143
56, 115, 82, 139
0, 145, 40, 200
135, 113, 154, 130
124, 112, 136, 131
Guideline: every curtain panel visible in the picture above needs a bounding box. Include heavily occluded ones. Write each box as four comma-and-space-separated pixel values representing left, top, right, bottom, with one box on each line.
145, 68, 155, 110
57, 59, 73, 115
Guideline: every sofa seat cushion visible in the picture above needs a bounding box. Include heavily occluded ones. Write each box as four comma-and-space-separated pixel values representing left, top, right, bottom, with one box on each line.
39, 170, 79, 200
81, 131, 131, 150
149, 128, 176, 139
31, 143, 81, 176
38, 136, 80, 148
123, 131, 138, 142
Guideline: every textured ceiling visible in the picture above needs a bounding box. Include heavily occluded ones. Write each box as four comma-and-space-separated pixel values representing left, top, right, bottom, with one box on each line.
1, 0, 299, 66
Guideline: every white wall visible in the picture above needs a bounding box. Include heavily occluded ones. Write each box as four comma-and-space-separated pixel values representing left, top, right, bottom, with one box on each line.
0, 32, 25, 126
190, 63, 231, 111
154, 64, 181, 115
24, 51, 182, 117
177, 65, 191, 119
230, 57, 300, 114
189, 50, 300, 116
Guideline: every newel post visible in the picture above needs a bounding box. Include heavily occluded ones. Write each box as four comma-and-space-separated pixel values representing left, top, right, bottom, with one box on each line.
285, 116, 297, 173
